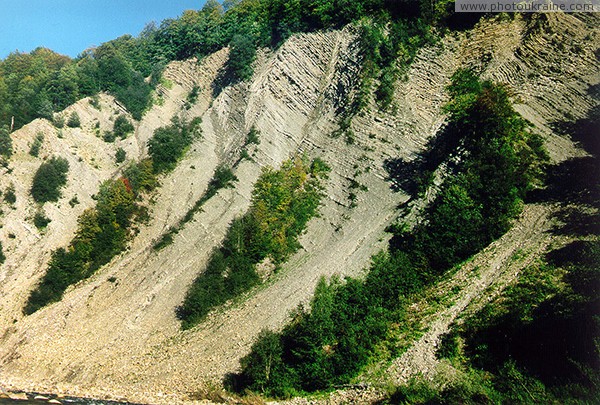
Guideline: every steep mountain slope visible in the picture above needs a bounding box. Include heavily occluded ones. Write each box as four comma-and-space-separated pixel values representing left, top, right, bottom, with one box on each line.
0, 13, 598, 404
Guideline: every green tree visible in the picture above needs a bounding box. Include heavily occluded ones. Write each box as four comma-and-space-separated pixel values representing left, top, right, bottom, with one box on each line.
0, 125, 12, 158
0, 241, 5, 265
66, 111, 81, 128
31, 156, 69, 203
239, 330, 295, 396
113, 114, 134, 138
115, 147, 126, 163
229, 33, 257, 81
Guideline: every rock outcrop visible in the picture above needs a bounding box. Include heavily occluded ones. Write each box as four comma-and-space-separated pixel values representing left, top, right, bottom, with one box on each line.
0, 13, 598, 404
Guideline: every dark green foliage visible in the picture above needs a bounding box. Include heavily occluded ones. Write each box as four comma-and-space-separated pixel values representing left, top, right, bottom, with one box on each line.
148, 117, 202, 173
236, 253, 419, 397
66, 111, 81, 128
0, 126, 12, 158
357, 19, 434, 112
31, 156, 69, 203
178, 158, 328, 329
229, 33, 257, 81
29, 133, 44, 157
3, 184, 16, 204
246, 126, 261, 145
237, 330, 297, 398
103, 131, 116, 143
33, 211, 51, 229
187, 85, 200, 106
0, 241, 5, 265
115, 147, 127, 164
459, 241, 600, 400
1, 0, 460, 133
69, 195, 79, 208
394, 71, 548, 274
236, 74, 548, 397
113, 115, 135, 139
390, 241, 600, 405
154, 165, 237, 250
53, 115, 65, 129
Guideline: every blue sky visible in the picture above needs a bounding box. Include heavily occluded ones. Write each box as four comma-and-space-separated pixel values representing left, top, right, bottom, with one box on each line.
0, 0, 207, 59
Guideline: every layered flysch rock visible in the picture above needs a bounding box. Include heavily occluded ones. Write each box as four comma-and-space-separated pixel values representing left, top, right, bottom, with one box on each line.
0, 13, 598, 404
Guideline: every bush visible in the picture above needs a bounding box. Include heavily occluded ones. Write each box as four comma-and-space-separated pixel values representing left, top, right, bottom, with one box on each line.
0, 126, 13, 158
115, 147, 127, 163
229, 33, 257, 82
395, 71, 548, 274
103, 131, 116, 143
52, 115, 65, 129
113, 115, 134, 139
236, 74, 549, 397
123, 159, 157, 194
31, 157, 70, 203
3, 184, 16, 204
187, 85, 200, 106
29, 133, 44, 157
69, 195, 79, 207
0, 241, 5, 264
246, 126, 260, 146
25, 177, 138, 314
148, 117, 202, 173
33, 211, 51, 229
67, 111, 81, 128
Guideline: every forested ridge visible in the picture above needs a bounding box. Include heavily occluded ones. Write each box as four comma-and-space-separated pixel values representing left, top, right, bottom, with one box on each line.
0, 0, 458, 131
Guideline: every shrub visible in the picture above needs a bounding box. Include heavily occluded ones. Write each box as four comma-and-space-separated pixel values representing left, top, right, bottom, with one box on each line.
69, 195, 79, 208
33, 211, 51, 229
53, 115, 65, 129
229, 33, 257, 82
0, 241, 5, 264
67, 111, 81, 128
31, 157, 70, 203
113, 115, 134, 139
25, 177, 137, 314
29, 133, 44, 157
115, 147, 127, 163
148, 117, 202, 173
402, 74, 549, 273
3, 184, 16, 204
246, 126, 260, 146
235, 74, 549, 397
0, 126, 13, 158
89, 95, 101, 110
123, 159, 157, 194
187, 85, 200, 106
103, 131, 116, 143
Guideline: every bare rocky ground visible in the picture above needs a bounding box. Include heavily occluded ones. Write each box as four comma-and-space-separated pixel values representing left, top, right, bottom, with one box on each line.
0, 13, 598, 405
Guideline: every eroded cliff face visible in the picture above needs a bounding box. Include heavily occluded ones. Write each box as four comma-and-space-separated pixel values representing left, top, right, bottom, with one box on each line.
0, 13, 598, 404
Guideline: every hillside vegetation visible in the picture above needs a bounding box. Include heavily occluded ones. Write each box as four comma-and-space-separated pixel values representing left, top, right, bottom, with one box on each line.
24, 117, 201, 314
178, 157, 329, 329
389, 111, 600, 403
0, 1, 597, 404
233, 71, 549, 397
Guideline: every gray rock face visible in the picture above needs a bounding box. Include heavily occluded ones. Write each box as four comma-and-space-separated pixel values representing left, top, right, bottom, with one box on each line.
0, 13, 598, 405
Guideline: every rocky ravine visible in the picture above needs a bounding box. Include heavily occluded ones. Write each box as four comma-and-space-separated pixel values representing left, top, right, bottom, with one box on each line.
0, 13, 598, 404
